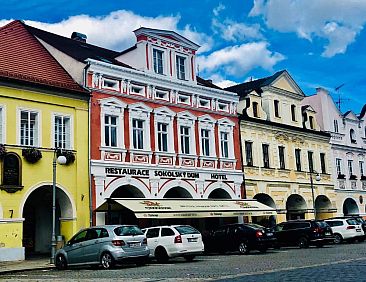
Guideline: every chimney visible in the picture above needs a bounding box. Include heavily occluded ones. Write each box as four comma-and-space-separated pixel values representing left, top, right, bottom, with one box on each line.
71, 32, 87, 43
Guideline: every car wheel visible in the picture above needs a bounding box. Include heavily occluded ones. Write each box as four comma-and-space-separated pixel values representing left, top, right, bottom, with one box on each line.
55, 254, 67, 270
297, 237, 309, 248
184, 255, 195, 262
334, 234, 343, 244
100, 252, 115, 269
238, 241, 250, 255
155, 247, 169, 263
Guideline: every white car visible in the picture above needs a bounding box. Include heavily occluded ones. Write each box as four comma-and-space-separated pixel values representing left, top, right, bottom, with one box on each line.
142, 225, 204, 263
325, 218, 364, 244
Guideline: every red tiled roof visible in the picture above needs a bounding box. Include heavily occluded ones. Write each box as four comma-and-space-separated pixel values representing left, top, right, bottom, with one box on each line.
0, 20, 88, 95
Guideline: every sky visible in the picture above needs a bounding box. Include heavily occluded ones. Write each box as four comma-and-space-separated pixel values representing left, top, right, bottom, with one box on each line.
1, 0, 365, 114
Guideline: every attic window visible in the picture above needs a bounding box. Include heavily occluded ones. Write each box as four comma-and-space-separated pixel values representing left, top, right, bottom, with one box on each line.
130, 85, 144, 95
103, 79, 118, 90
350, 129, 357, 143
218, 102, 229, 112
199, 98, 210, 109
155, 90, 169, 101
309, 116, 314, 129
178, 94, 190, 105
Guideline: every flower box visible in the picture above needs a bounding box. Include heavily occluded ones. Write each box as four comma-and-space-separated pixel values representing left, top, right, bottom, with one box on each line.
22, 147, 42, 163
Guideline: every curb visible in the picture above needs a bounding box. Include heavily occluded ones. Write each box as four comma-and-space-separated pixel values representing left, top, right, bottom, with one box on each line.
0, 265, 55, 275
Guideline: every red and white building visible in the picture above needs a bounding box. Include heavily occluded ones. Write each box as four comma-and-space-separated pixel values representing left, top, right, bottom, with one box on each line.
85, 28, 244, 225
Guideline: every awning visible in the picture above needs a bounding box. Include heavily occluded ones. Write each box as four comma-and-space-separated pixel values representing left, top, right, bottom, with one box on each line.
96, 198, 276, 218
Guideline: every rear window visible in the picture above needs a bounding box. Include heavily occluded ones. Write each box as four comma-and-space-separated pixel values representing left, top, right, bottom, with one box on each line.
316, 221, 328, 228
174, 226, 200, 235
326, 220, 343, 227
114, 226, 143, 236
246, 223, 265, 229
346, 219, 358, 225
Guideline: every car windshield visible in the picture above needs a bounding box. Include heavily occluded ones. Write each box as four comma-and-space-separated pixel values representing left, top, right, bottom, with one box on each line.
175, 225, 200, 235
316, 221, 328, 228
114, 226, 143, 236
246, 223, 265, 229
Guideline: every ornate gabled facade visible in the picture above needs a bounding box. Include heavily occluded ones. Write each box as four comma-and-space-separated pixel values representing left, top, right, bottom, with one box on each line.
0, 20, 90, 261
226, 70, 336, 224
303, 88, 366, 216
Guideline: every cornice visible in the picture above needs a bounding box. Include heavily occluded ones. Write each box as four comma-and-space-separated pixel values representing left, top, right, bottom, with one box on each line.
262, 86, 304, 100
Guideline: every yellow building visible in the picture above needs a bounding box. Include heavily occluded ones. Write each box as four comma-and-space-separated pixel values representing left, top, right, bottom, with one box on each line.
0, 20, 90, 261
226, 70, 337, 224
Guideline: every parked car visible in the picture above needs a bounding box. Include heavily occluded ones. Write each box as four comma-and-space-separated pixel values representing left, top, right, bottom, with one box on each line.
325, 218, 365, 244
274, 220, 333, 248
55, 225, 150, 270
142, 225, 204, 263
203, 223, 276, 255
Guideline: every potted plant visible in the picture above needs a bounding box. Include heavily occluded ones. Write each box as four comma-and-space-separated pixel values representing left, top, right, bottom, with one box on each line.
22, 147, 42, 163
0, 144, 6, 160
56, 149, 75, 165
337, 174, 345, 179
349, 174, 357, 180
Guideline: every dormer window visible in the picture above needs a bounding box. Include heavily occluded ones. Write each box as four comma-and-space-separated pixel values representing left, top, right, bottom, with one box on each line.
274, 100, 280, 117
350, 129, 357, 143
291, 104, 296, 121
153, 49, 164, 74
309, 116, 314, 129
176, 55, 186, 80
334, 120, 339, 133
253, 102, 258, 117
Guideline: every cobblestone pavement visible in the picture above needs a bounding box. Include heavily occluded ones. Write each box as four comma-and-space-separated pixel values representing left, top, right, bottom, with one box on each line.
1, 242, 366, 281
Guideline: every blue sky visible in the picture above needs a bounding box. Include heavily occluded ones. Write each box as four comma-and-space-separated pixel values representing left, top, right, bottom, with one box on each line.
1, 0, 365, 114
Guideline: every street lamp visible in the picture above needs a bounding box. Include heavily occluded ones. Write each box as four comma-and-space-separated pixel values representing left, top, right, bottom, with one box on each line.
50, 150, 67, 264
310, 171, 321, 219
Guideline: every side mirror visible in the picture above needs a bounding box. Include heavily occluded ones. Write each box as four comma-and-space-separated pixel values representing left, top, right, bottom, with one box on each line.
66, 241, 72, 246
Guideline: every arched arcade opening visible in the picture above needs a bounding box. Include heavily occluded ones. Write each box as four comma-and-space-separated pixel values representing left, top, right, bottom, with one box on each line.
286, 194, 307, 220
343, 198, 359, 216
253, 193, 277, 227
315, 195, 333, 219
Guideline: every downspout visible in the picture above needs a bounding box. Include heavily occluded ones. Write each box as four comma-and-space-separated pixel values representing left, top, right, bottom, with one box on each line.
83, 61, 93, 227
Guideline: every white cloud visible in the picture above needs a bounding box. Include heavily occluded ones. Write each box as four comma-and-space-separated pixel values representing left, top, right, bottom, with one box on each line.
249, 0, 366, 57
213, 3, 226, 16
197, 41, 285, 77
212, 18, 263, 42
207, 74, 238, 88
1, 10, 213, 53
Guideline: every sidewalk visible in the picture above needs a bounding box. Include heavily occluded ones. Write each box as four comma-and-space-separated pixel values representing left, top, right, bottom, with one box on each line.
0, 257, 54, 275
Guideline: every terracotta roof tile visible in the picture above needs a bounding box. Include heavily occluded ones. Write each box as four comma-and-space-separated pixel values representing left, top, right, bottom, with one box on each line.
0, 20, 88, 95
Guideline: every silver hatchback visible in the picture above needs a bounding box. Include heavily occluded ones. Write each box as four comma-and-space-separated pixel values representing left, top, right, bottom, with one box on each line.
55, 225, 150, 270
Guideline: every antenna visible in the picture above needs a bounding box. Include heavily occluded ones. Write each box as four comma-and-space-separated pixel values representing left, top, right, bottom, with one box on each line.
197, 64, 200, 77
334, 83, 349, 112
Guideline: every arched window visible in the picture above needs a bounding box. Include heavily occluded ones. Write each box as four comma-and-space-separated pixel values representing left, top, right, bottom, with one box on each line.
350, 129, 356, 143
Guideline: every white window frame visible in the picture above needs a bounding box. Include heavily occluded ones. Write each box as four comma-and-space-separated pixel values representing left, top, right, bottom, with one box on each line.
154, 107, 175, 153
152, 47, 165, 75
178, 94, 191, 105
177, 111, 196, 156
0, 105, 6, 144
102, 77, 119, 91
348, 160, 354, 176
154, 89, 169, 101
130, 84, 145, 96
99, 97, 127, 150
52, 113, 73, 149
129, 103, 152, 151
336, 158, 342, 175
334, 120, 339, 133
360, 160, 365, 176
217, 118, 235, 159
198, 115, 216, 158
176, 54, 187, 80
198, 97, 211, 109
218, 102, 229, 112
17, 107, 41, 147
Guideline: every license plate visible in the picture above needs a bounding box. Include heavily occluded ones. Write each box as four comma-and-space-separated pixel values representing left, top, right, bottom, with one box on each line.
188, 238, 198, 242
129, 242, 140, 247
325, 232, 331, 235
356, 229, 361, 232
266, 232, 273, 236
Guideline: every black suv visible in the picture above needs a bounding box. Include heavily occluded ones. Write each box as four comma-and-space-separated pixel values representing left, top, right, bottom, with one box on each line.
203, 223, 276, 255
274, 220, 334, 248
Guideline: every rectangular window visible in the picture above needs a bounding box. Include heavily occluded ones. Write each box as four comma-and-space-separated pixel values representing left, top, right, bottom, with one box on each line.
291, 105, 296, 121
132, 119, 144, 149
153, 49, 164, 74
360, 161, 365, 176
220, 132, 229, 158
348, 160, 353, 176
320, 153, 326, 174
253, 102, 258, 117
176, 55, 186, 80
295, 149, 302, 171
157, 123, 168, 152
334, 120, 339, 133
201, 129, 210, 156
104, 115, 117, 147
336, 158, 342, 175
274, 100, 280, 117
308, 151, 314, 172
20, 110, 38, 146
180, 126, 190, 154
245, 141, 253, 166
309, 116, 314, 129
262, 144, 270, 168
278, 146, 285, 169
54, 115, 71, 149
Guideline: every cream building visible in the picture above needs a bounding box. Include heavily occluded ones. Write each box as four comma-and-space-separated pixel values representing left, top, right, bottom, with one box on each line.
226, 70, 337, 224
303, 88, 366, 217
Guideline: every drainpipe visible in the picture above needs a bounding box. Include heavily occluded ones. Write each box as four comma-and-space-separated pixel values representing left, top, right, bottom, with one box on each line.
83, 62, 93, 227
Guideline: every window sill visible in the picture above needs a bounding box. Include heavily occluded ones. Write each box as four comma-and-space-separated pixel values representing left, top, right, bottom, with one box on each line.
199, 155, 218, 161
100, 146, 127, 153
129, 149, 153, 155
177, 153, 198, 159
155, 151, 176, 157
